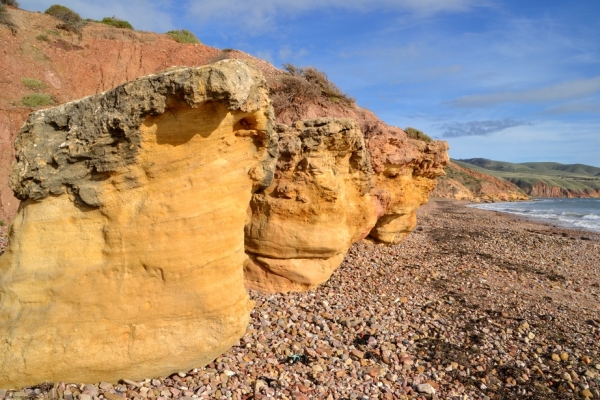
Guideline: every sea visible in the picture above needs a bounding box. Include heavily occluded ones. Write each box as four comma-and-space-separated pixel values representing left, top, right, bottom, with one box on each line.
469, 198, 600, 233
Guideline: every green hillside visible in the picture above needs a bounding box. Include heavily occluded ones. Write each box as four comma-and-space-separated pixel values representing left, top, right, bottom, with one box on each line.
455, 158, 600, 196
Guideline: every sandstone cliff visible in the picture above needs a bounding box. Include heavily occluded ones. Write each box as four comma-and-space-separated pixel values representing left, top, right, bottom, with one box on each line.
269, 75, 449, 245
244, 118, 378, 292
0, 61, 276, 388
0, 7, 449, 236
433, 161, 529, 202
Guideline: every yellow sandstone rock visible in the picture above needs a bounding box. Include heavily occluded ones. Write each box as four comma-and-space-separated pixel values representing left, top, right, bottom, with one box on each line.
0, 61, 277, 388
244, 119, 377, 292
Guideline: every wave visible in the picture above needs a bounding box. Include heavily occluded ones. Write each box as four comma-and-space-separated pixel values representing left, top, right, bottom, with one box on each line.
469, 201, 600, 232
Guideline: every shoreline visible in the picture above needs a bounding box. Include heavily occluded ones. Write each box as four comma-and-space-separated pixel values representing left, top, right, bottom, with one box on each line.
464, 197, 600, 235
1, 199, 599, 399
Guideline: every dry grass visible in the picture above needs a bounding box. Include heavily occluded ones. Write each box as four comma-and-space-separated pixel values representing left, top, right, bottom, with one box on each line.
270, 63, 354, 119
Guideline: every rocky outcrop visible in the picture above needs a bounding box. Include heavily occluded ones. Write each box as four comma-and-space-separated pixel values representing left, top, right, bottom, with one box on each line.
270, 93, 449, 245
0, 60, 277, 388
244, 118, 377, 292
433, 161, 530, 202
363, 123, 449, 244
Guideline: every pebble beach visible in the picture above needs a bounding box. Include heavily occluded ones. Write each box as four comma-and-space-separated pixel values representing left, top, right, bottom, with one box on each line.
1, 198, 599, 400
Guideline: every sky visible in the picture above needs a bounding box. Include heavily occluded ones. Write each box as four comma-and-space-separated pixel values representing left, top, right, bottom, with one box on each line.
18, 0, 600, 166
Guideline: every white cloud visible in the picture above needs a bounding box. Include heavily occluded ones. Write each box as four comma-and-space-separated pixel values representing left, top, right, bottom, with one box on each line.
186, 0, 486, 31
438, 119, 530, 138
449, 76, 600, 107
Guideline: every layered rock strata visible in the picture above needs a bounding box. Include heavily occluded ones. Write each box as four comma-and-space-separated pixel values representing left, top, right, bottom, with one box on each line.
0, 60, 277, 388
244, 119, 377, 292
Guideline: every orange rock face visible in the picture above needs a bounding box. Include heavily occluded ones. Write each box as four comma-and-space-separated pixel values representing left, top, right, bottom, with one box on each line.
244, 119, 377, 292
0, 61, 276, 388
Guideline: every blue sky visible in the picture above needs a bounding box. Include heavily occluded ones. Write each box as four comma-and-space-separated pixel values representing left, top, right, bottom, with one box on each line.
18, 0, 600, 166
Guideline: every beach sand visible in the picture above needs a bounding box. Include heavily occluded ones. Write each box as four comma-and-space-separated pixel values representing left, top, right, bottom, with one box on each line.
1, 199, 599, 399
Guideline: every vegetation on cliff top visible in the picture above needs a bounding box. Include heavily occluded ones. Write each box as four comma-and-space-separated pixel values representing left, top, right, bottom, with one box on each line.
100, 17, 133, 30
457, 158, 600, 194
0, 4, 17, 33
44, 4, 83, 33
405, 127, 432, 143
270, 63, 354, 119
1, 0, 19, 7
166, 29, 201, 44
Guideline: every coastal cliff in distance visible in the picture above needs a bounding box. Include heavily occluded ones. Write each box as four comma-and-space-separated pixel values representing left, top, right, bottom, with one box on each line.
433, 160, 529, 202
458, 158, 600, 198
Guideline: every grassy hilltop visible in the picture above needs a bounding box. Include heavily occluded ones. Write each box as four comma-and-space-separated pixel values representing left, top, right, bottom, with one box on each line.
456, 158, 600, 197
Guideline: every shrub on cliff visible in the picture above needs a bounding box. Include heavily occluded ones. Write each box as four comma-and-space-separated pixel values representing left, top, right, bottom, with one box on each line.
100, 17, 133, 30
166, 29, 201, 44
0, 4, 17, 33
1, 0, 19, 7
21, 93, 55, 107
405, 127, 432, 143
45, 4, 83, 33
270, 64, 354, 118
21, 78, 47, 90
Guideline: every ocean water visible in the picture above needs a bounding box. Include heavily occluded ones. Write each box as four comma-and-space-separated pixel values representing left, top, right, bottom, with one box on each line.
469, 198, 600, 233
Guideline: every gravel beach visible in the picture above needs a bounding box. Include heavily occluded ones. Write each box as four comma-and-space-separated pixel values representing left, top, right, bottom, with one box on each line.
1, 199, 599, 400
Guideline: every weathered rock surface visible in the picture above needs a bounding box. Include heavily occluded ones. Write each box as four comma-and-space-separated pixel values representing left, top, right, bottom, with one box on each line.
363, 122, 449, 244
244, 119, 377, 292
433, 161, 530, 202
271, 97, 449, 245
0, 60, 277, 388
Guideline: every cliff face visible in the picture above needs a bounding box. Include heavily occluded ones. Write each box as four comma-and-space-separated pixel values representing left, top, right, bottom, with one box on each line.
433, 161, 529, 202
515, 181, 600, 198
244, 118, 377, 292
0, 7, 448, 232
0, 61, 276, 388
0, 7, 255, 223
271, 96, 449, 244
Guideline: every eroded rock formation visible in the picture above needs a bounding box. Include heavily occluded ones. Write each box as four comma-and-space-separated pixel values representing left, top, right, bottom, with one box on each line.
0, 60, 277, 388
362, 121, 449, 244
244, 119, 377, 292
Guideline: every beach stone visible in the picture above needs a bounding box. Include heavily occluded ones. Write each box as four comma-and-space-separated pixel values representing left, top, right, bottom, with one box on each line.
351, 349, 365, 359
581, 389, 593, 398
0, 61, 276, 388
416, 383, 436, 394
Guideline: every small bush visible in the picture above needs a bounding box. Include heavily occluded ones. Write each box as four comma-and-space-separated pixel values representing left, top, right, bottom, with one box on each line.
21, 78, 47, 90
45, 4, 83, 33
21, 93, 54, 107
1, 0, 19, 7
36, 33, 50, 41
100, 17, 133, 29
0, 4, 17, 33
270, 63, 354, 118
166, 29, 201, 44
405, 127, 432, 143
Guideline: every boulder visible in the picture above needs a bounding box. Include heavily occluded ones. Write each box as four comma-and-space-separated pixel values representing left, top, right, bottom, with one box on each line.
244, 119, 377, 292
0, 60, 277, 388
